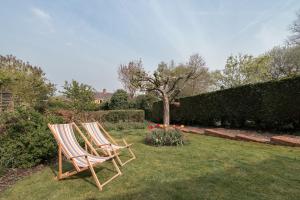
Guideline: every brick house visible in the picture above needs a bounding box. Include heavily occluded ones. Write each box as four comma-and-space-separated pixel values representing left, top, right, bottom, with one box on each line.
94, 89, 113, 104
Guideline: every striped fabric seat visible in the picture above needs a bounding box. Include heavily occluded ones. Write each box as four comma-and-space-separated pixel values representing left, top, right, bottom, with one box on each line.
82, 122, 124, 150
51, 123, 110, 168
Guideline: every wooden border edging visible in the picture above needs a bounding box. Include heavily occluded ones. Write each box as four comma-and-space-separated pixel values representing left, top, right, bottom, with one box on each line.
204, 129, 236, 140
236, 134, 270, 144
270, 136, 300, 147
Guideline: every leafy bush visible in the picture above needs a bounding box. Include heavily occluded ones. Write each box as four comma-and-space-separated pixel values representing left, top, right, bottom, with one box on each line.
51, 109, 145, 123
0, 107, 64, 168
151, 76, 300, 131
132, 94, 159, 120
145, 128, 186, 146
109, 89, 129, 110
62, 80, 98, 112
103, 122, 147, 131
48, 96, 71, 110
85, 110, 145, 123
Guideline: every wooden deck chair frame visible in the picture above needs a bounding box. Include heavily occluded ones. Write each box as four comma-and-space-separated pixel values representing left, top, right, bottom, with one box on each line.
82, 121, 136, 166
48, 122, 122, 191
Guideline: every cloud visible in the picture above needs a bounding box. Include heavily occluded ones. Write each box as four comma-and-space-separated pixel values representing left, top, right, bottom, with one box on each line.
229, 0, 295, 41
30, 7, 54, 33
31, 7, 51, 20
255, 24, 288, 49
65, 42, 73, 46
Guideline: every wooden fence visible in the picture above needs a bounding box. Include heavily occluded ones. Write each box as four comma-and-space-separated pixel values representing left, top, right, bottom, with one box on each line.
0, 92, 13, 112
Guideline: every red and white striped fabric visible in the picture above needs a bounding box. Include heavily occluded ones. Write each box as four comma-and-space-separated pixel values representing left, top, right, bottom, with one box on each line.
82, 122, 123, 151
50, 123, 109, 168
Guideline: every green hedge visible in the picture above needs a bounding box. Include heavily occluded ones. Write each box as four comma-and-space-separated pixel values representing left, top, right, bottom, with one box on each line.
151, 76, 300, 131
89, 110, 145, 123
53, 109, 145, 123
0, 107, 64, 168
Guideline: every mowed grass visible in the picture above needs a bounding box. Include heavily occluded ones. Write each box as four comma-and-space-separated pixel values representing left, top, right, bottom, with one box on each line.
1, 129, 300, 200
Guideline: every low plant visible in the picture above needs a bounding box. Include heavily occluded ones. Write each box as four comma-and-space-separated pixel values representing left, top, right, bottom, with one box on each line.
0, 107, 64, 168
145, 128, 186, 146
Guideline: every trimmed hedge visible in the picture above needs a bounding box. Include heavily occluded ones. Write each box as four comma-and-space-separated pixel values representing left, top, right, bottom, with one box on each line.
151, 76, 300, 131
53, 109, 145, 123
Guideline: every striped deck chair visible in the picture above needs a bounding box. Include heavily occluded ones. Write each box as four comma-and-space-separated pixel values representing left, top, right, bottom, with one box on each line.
48, 123, 122, 191
82, 122, 136, 166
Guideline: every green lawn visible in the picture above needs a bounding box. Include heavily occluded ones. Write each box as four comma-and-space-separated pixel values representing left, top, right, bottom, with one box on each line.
1, 129, 300, 200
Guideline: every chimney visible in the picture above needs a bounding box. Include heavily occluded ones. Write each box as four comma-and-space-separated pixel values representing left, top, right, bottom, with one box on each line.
102, 88, 106, 94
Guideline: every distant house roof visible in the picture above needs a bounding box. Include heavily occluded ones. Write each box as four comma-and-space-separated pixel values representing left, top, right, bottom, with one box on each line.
94, 89, 113, 100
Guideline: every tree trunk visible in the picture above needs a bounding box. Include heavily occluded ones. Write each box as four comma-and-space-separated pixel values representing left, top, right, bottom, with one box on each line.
162, 95, 170, 126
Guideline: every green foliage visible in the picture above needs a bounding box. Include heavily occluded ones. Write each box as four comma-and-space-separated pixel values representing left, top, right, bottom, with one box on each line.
145, 128, 186, 146
109, 89, 129, 110
49, 109, 145, 123
99, 101, 110, 110
103, 122, 147, 131
267, 45, 300, 79
0, 107, 64, 168
0, 55, 55, 111
214, 47, 300, 90
62, 80, 97, 112
132, 94, 159, 119
214, 54, 272, 89
88, 110, 145, 123
47, 96, 71, 110
152, 76, 300, 131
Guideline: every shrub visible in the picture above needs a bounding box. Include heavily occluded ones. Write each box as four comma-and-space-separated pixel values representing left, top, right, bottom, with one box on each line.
151, 76, 300, 131
0, 107, 64, 168
109, 89, 129, 110
51, 109, 145, 123
47, 96, 71, 110
145, 128, 186, 146
84, 110, 145, 123
132, 94, 159, 120
103, 122, 147, 131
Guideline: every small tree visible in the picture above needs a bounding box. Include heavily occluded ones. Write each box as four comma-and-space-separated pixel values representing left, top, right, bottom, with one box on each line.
118, 60, 142, 98
109, 89, 129, 110
120, 54, 205, 126
0, 55, 55, 111
62, 80, 96, 113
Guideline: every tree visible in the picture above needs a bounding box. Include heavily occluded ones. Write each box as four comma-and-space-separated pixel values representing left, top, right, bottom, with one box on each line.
289, 11, 300, 45
215, 54, 253, 88
118, 60, 142, 98
109, 89, 129, 110
62, 80, 96, 112
171, 54, 213, 97
0, 55, 55, 111
214, 54, 271, 89
121, 54, 205, 126
267, 46, 300, 79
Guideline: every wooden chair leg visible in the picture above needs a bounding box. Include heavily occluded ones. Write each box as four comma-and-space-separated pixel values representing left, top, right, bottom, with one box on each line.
57, 144, 62, 180
112, 146, 136, 166
128, 146, 136, 159
112, 158, 122, 175
86, 158, 103, 191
